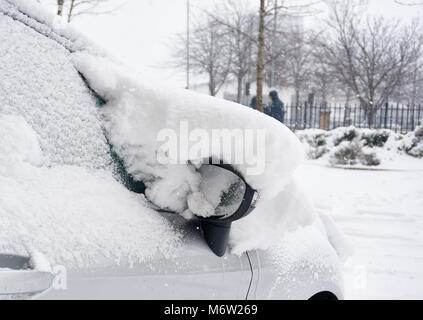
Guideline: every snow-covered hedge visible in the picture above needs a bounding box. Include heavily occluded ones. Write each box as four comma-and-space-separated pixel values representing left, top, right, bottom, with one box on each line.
297, 125, 423, 167
401, 125, 423, 158
296, 129, 329, 160
329, 141, 381, 166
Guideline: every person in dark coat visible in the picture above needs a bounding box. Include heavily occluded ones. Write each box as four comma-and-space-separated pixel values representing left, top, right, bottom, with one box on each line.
249, 96, 257, 110
268, 90, 284, 123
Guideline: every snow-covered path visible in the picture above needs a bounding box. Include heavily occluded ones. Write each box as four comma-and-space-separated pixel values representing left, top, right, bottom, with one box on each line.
296, 161, 423, 299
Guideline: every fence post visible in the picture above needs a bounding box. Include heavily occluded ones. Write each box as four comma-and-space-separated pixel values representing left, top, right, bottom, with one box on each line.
384, 102, 388, 129
304, 102, 308, 129
410, 105, 415, 131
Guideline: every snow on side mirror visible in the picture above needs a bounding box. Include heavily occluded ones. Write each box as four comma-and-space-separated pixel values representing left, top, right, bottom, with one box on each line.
191, 164, 257, 257
188, 165, 247, 219
144, 163, 257, 257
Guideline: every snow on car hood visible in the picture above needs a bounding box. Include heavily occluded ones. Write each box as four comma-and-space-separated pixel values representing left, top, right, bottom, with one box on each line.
72, 53, 303, 207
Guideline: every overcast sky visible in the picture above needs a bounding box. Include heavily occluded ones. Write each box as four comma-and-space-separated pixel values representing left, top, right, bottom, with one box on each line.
50, 0, 423, 88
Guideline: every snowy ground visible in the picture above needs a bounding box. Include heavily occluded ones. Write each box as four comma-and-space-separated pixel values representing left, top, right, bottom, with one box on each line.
296, 159, 423, 299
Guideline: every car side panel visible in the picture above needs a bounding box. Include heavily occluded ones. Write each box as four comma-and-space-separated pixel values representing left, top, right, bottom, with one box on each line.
251, 227, 344, 300
40, 222, 253, 300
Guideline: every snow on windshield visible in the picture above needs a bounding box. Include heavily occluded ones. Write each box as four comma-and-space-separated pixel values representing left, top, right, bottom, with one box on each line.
0, 8, 110, 169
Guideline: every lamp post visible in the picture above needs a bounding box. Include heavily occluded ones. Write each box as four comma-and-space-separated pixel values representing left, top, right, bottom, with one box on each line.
186, 0, 190, 90
271, 0, 277, 88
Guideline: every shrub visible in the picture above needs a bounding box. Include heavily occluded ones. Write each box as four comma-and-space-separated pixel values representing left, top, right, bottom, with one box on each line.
296, 130, 329, 159
332, 127, 359, 146
329, 141, 361, 166
361, 130, 390, 148
404, 125, 423, 158
407, 144, 423, 158
360, 147, 381, 166
329, 141, 381, 166
308, 146, 330, 160
414, 125, 423, 138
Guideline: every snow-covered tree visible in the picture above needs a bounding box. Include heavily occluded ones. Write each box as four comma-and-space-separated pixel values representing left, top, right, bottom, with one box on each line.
317, 1, 423, 126
214, 1, 257, 103
172, 18, 232, 97
55, 0, 120, 23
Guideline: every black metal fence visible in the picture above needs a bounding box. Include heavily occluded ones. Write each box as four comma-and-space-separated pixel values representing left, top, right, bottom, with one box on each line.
282, 103, 423, 133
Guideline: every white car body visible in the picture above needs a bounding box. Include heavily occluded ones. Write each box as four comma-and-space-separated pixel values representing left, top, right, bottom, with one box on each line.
0, 0, 344, 300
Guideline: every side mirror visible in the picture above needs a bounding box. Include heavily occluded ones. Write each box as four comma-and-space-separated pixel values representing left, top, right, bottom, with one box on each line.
145, 163, 258, 257
190, 164, 257, 257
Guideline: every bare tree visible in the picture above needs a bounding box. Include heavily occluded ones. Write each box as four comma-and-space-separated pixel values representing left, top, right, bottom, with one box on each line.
317, 1, 423, 126
391, 59, 423, 105
206, 0, 319, 112
258, 0, 319, 110
267, 16, 316, 106
55, 0, 121, 23
256, 0, 266, 111
172, 18, 232, 97
211, 1, 257, 103
309, 41, 346, 106
285, 35, 312, 107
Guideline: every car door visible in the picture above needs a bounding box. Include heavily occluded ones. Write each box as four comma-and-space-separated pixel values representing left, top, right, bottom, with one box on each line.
0, 254, 53, 299
39, 217, 253, 300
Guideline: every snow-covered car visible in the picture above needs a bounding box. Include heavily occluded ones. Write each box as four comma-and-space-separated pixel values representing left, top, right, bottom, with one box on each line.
0, 0, 348, 300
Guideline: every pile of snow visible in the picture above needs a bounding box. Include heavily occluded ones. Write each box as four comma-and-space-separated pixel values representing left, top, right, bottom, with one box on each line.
297, 126, 423, 167
0, 115, 42, 166
73, 52, 303, 211
401, 125, 423, 158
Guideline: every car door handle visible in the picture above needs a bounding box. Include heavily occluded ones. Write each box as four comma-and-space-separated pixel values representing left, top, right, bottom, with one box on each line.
0, 254, 53, 298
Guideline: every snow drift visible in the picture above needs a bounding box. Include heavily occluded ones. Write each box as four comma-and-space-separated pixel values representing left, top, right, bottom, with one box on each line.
297, 126, 423, 168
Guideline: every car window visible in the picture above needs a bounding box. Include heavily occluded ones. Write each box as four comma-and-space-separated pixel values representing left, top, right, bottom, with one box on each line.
0, 13, 111, 169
